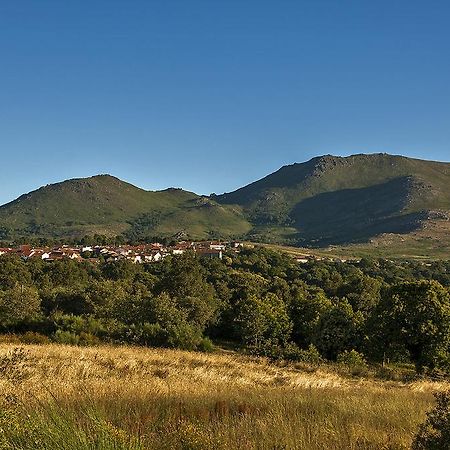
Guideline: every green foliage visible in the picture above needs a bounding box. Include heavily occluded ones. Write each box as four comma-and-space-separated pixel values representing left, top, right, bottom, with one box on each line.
234, 293, 292, 354
373, 280, 450, 372
337, 349, 368, 376
42, 286, 90, 315
197, 337, 214, 353
0, 246, 448, 371
0, 255, 32, 289
313, 299, 363, 360
0, 285, 41, 327
284, 343, 323, 364
337, 349, 367, 367
413, 391, 450, 450
217, 153, 450, 247
53, 330, 80, 345
20, 331, 50, 345
289, 284, 332, 347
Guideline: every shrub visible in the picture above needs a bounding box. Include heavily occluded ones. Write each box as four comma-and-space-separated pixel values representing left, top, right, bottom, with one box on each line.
280, 342, 301, 360
0, 347, 33, 382
53, 330, 80, 345
283, 343, 323, 364
337, 349, 368, 376
20, 331, 50, 345
197, 337, 214, 353
0, 334, 21, 344
78, 332, 101, 346
413, 391, 450, 449
298, 344, 323, 364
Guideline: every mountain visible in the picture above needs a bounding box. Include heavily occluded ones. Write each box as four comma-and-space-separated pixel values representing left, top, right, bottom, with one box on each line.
0, 175, 251, 240
0, 153, 449, 257
217, 153, 450, 247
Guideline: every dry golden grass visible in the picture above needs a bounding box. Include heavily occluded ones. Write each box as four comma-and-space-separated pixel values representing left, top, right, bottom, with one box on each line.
0, 343, 445, 449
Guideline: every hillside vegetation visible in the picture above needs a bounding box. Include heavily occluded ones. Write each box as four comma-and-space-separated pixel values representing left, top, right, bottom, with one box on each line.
0, 154, 449, 256
0, 246, 449, 448
0, 343, 442, 449
1, 248, 449, 374
218, 153, 450, 246
0, 175, 251, 240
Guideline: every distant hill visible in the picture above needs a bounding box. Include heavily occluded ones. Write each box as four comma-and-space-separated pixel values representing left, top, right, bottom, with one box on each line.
0, 175, 251, 240
217, 153, 450, 247
0, 154, 449, 257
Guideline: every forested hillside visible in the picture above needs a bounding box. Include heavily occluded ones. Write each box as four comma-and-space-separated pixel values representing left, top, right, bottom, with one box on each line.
1, 247, 449, 374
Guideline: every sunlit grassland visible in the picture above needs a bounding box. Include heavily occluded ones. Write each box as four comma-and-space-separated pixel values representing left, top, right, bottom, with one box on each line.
0, 344, 444, 449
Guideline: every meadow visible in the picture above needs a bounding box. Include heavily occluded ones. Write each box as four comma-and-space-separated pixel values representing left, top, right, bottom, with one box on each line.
0, 343, 444, 450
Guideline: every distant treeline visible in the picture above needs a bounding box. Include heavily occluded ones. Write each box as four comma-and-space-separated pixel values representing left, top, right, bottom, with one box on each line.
0, 247, 449, 373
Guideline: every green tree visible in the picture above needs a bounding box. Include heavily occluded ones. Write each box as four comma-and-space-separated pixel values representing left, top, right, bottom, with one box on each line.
0, 255, 32, 289
234, 293, 292, 354
0, 285, 41, 327
41, 286, 90, 315
142, 293, 204, 349
313, 299, 363, 360
373, 280, 450, 372
413, 391, 450, 450
289, 284, 332, 347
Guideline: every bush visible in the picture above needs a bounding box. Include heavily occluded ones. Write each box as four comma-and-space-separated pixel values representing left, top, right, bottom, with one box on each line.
283, 343, 323, 364
197, 337, 214, 353
0, 334, 21, 344
20, 332, 50, 345
413, 391, 450, 449
297, 344, 323, 364
337, 349, 368, 376
53, 330, 80, 345
78, 332, 101, 346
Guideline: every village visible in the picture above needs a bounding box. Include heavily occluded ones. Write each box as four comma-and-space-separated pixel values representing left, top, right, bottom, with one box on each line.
0, 240, 359, 265
0, 241, 245, 263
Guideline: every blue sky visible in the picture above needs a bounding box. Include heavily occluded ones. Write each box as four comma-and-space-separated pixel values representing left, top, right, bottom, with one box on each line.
1, 0, 449, 205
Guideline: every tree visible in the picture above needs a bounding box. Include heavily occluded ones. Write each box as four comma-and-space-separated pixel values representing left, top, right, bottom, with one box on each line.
336, 271, 382, 317
0, 255, 32, 289
86, 280, 131, 321
142, 293, 204, 349
374, 280, 450, 372
41, 286, 90, 315
413, 391, 450, 450
0, 285, 41, 327
234, 293, 292, 354
289, 284, 332, 347
154, 252, 215, 301
228, 270, 268, 301
313, 299, 363, 360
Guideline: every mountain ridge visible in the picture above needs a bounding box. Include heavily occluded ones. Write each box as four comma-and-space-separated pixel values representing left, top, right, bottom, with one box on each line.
1, 153, 449, 255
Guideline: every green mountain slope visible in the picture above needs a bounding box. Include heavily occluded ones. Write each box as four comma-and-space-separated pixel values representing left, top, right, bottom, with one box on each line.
217, 153, 450, 246
0, 175, 251, 240
0, 154, 448, 254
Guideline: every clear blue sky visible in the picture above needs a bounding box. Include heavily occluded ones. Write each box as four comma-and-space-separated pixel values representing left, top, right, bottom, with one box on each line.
1, 0, 449, 205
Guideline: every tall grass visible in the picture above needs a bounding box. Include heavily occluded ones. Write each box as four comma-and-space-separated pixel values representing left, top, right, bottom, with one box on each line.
0, 344, 443, 449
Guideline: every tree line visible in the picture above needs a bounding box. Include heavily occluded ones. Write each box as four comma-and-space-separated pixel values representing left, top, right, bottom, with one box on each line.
0, 248, 449, 373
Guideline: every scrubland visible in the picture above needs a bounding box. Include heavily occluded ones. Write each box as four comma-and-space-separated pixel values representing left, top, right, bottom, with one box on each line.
0, 343, 444, 450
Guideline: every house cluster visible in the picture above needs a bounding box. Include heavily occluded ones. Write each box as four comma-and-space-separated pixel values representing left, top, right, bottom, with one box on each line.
0, 241, 244, 263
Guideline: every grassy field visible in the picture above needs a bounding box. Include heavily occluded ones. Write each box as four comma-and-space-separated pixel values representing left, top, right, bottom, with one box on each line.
0, 343, 445, 449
